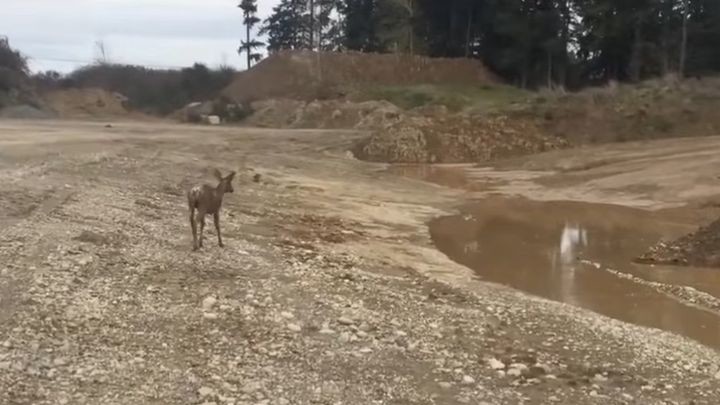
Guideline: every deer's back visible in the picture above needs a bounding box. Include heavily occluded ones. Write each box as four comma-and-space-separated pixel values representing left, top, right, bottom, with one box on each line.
187, 184, 221, 213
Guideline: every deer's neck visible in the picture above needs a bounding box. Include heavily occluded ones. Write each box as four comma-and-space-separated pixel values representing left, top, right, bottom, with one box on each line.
214, 185, 226, 203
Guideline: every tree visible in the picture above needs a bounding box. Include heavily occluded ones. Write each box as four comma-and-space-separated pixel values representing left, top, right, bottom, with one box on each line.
94, 40, 111, 65
316, 0, 345, 50
261, 0, 309, 51
256, 0, 720, 86
238, 0, 265, 68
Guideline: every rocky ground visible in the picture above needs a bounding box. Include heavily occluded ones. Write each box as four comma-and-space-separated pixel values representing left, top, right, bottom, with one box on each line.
1, 120, 719, 405
638, 217, 720, 267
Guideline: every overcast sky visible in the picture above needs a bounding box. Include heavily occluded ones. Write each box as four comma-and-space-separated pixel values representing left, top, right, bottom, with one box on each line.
1, 0, 280, 73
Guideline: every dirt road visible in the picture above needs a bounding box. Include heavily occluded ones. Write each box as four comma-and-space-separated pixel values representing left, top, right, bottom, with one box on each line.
1, 120, 719, 404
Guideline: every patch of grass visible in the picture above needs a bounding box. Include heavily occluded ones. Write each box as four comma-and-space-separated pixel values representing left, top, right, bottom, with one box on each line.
349, 83, 529, 112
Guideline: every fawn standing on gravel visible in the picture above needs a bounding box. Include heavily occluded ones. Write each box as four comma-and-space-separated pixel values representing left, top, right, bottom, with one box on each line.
187, 169, 236, 251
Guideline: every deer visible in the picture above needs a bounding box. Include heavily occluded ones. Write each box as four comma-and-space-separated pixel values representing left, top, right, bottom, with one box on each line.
187, 169, 236, 251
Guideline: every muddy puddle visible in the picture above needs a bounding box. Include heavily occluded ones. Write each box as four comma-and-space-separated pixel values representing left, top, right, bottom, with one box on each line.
430, 197, 720, 348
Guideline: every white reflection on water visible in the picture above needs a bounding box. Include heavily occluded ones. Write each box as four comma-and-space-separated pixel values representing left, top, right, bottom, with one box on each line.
555, 222, 588, 305
560, 222, 587, 264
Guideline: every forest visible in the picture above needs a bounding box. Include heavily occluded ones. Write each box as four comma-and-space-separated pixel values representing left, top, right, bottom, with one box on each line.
239, 0, 720, 89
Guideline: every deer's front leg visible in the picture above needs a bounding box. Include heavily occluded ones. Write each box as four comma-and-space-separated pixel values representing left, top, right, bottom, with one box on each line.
213, 212, 223, 248
196, 211, 206, 248
190, 209, 199, 251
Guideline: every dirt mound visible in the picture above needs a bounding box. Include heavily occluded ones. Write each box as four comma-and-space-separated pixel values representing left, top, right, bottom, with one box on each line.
223, 50, 498, 103
44, 88, 131, 118
517, 76, 720, 145
637, 218, 720, 267
354, 114, 569, 163
246, 98, 403, 129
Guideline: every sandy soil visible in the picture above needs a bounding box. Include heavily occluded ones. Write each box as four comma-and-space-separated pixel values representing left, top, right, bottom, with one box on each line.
1, 119, 719, 405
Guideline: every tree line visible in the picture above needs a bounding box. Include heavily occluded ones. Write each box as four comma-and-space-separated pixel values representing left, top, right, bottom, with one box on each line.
240, 0, 720, 88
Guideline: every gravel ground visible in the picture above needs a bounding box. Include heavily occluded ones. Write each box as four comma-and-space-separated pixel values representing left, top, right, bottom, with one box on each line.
0, 120, 719, 405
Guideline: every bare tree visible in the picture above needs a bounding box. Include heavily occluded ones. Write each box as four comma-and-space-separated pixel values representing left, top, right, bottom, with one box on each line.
679, 0, 689, 77
94, 40, 110, 65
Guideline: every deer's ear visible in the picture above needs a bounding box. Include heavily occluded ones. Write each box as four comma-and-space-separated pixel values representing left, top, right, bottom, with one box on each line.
226, 171, 236, 181
213, 168, 223, 181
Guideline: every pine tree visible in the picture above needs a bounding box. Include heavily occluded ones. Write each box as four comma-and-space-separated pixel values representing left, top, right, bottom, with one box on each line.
261, 0, 309, 51
238, 0, 265, 68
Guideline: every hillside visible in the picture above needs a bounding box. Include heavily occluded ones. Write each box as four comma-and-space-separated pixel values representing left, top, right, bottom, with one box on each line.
222, 50, 499, 103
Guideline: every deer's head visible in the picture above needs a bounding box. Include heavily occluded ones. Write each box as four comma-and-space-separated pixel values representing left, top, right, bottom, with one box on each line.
214, 169, 236, 194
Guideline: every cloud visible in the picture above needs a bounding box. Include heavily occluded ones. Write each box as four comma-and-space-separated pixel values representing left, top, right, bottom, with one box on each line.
1, 0, 279, 72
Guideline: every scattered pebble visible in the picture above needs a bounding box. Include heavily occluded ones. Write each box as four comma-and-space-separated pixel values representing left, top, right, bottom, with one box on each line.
198, 386, 215, 397
337, 317, 354, 326
488, 358, 505, 370
506, 368, 522, 377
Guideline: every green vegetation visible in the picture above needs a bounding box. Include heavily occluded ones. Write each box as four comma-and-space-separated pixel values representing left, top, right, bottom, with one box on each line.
351, 84, 528, 112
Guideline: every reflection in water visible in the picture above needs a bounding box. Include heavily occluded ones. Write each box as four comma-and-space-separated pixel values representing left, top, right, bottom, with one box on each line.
559, 222, 587, 264
430, 197, 720, 349
553, 223, 588, 306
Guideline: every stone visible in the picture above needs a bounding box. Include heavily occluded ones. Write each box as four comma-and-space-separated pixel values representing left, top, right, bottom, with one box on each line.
199, 386, 215, 397
507, 368, 522, 377
337, 317, 354, 326
488, 358, 505, 370
438, 382, 452, 389
202, 296, 218, 311
593, 373, 608, 383
280, 311, 294, 319
53, 357, 68, 367
203, 313, 219, 320
509, 363, 528, 373
528, 364, 550, 377
287, 323, 302, 332
462, 375, 475, 385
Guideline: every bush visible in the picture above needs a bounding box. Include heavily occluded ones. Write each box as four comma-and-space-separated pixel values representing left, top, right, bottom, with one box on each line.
33, 63, 237, 116
0, 38, 28, 75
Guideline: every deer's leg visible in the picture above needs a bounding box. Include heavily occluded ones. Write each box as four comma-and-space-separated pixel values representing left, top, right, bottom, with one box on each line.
196, 211, 206, 248
190, 208, 199, 251
213, 212, 223, 248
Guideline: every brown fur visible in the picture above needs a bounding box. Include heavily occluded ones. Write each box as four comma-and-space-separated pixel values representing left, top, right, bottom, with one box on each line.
187, 169, 236, 251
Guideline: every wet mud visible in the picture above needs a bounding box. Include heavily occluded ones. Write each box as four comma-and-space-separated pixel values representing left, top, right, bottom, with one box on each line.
430, 197, 720, 349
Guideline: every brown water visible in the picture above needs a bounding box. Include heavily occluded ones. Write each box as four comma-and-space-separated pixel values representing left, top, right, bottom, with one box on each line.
389, 164, 720, 348
430, 198, 720, 348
